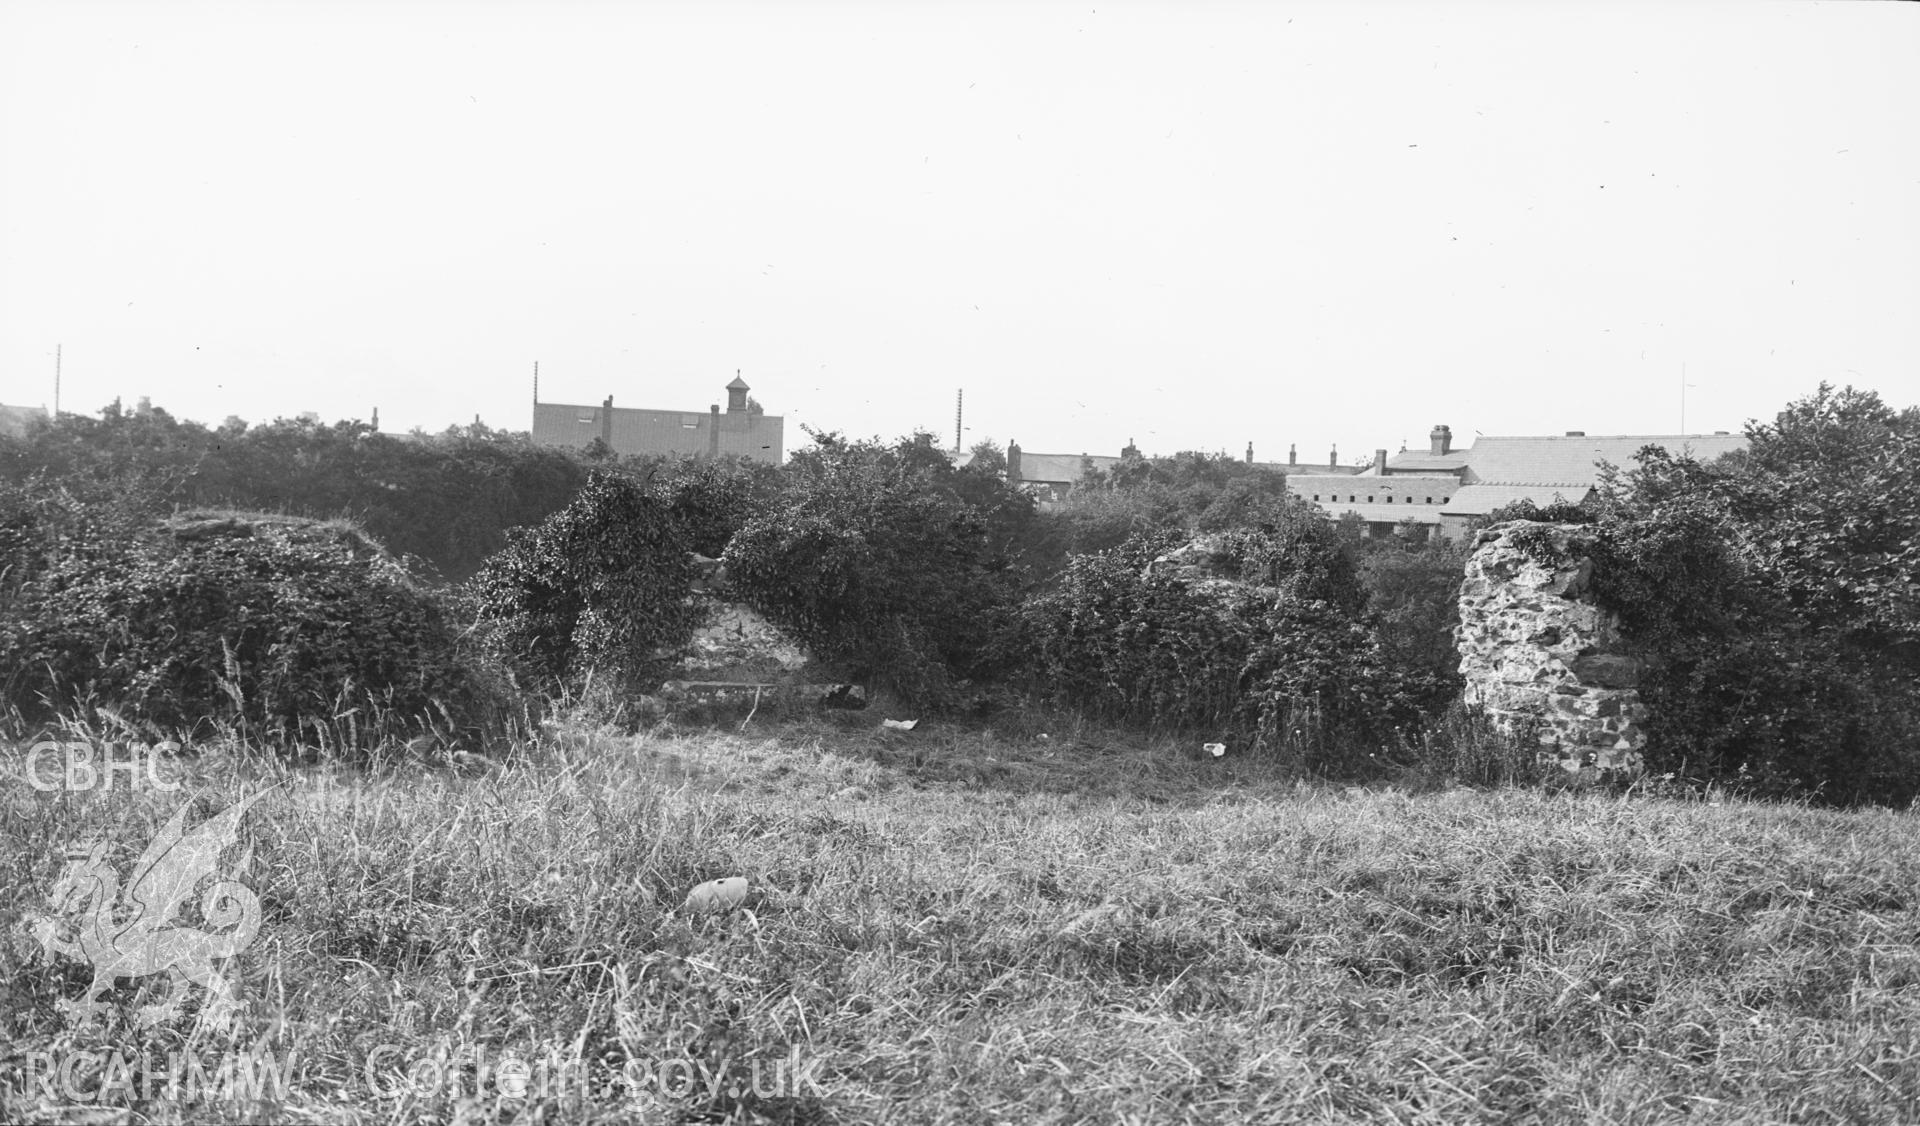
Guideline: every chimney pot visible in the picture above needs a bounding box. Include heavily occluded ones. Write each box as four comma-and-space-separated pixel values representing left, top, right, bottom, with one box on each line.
1429, 424, 1452, 456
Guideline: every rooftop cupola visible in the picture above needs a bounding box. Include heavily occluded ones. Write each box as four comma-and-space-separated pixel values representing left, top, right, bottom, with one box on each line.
726, 371, 750, 413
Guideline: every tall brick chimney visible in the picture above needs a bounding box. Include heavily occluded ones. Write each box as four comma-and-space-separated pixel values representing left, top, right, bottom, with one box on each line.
1429, 424, 1452, 456
1246, 442, 1254, 464
1329, 444, 1338, 468
1289, 443, 1297, 466
601, 396, 614, 449
1374, 448, 1388, 474
1006, 440, 1022, 481
708, 404, 721, 458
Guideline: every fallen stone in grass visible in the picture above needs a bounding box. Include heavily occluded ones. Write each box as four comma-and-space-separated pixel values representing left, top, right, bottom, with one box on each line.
683, 876, 750, 913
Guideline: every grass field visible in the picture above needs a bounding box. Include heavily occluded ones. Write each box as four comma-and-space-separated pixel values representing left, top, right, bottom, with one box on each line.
4, 709, 1918, 1124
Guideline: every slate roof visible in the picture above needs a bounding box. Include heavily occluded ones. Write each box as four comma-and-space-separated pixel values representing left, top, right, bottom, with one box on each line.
0, 403, 49, 439
1384, 453, 1472, 472
1291, 474, 1460, 502
1014, 453, 1122, 485
1461, 433, 1748, 486
1387, 433, 1746, 487
1442, 484, 1594, 516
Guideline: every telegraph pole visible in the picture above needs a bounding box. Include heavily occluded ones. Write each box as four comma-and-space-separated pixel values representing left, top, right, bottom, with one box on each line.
954, 388, 964, 452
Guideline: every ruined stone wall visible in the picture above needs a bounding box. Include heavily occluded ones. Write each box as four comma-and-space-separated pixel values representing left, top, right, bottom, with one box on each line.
1456, 522, 1647, 774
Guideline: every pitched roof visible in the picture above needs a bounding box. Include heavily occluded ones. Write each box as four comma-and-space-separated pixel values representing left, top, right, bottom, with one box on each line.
0, 403, 49, 439
725, 375, 750, 391
1385, 452, 1471, 472
1442, 484, 1594, 516
1014, 452, 1122, 485
1462, 433, 1748, 486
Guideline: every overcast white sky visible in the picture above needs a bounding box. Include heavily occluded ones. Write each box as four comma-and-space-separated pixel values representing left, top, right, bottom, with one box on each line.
2, 1, 1915, 464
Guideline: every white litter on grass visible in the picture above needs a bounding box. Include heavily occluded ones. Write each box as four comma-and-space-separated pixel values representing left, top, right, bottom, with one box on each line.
1204, 742, 1226, 758
882, 718, 918, 731
683, 876, 750, 913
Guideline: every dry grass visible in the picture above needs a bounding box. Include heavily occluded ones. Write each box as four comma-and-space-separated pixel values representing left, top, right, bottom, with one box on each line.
3, 710, 1917, 1124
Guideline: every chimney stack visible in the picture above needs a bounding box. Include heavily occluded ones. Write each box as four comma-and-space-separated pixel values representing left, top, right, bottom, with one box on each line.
1329, 444, 1337, 468
1006, 440, 1022, 481
1246, 442, 1254, 464
708, 404, 721, 458
601, 396, 614, 449
1289, 443, 1297, 466
1564, 430, 1586, 437
1373, 448, 1388, 475
1122, 437, 1140, 459
1429, 424, 1452, 456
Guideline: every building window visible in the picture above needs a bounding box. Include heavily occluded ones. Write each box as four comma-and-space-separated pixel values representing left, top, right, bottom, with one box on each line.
1443, 497, 1450, 504
1312, 494, 1320, 501
1367, 496, 1375, 503
1349, 495, 1356, 503
1426, 496, 1432, 504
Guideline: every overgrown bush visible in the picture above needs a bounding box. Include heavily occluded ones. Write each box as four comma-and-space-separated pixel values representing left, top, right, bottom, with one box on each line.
1022, 529, 1428, 774
1034, 449, 1293, 563
630, 454, 783, 558
465, 470, 700, 698
722, 432, 1024, 709
0, 501, 510, 751
1357, 534, 1469, 709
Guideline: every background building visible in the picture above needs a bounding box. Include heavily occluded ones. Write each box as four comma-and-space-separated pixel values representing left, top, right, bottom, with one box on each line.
1299, 424, 1749, 539
531, 374, 783, 462
0, 403, 49, 439
1003, 438, 1364, 505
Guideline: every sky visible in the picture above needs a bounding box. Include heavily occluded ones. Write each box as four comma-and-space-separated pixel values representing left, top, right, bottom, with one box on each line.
2, 1, 1916, 466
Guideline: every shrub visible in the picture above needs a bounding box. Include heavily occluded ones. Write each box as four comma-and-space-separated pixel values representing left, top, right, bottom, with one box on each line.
721, 432, 1022, 709
1357, 534, 1469, 709
1022, 530, 1427, 774
465, 470, 699, 697
1, 510, 508, 751
631, 454, 783, 558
